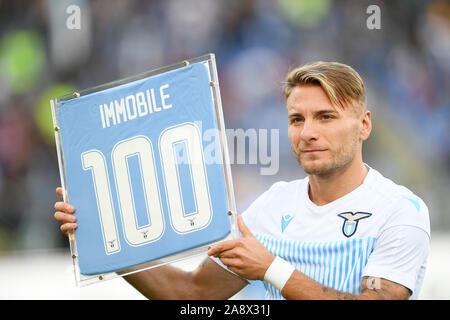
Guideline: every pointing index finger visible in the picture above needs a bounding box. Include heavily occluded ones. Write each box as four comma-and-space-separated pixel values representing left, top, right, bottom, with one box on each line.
207, 239, 240, 257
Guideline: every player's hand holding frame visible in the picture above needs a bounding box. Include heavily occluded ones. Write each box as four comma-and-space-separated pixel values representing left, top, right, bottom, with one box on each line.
54, 187, 77, 235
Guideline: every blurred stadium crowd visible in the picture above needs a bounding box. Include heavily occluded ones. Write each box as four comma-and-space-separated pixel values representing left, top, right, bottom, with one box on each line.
0, 0, 448, 253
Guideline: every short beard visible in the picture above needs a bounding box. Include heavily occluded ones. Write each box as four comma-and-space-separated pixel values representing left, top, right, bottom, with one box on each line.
302, 152, 354, 176
293, 131, 360, 176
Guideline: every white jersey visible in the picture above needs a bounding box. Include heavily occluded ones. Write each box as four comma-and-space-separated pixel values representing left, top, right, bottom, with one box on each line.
213, 165, 430, 299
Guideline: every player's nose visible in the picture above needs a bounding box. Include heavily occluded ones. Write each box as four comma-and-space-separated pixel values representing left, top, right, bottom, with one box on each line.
299, 119, 319, 142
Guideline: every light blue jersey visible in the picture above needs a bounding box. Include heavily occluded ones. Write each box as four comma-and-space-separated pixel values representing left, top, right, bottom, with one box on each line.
254, 234, 377, 298
217, 166, 430, 299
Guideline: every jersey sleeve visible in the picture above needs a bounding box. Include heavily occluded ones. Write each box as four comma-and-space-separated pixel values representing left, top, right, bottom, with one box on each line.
361, 224, 430, 296
382, 195, 430, 236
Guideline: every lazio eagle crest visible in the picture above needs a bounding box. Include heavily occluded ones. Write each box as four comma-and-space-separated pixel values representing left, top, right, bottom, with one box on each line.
337, 212, 372, 238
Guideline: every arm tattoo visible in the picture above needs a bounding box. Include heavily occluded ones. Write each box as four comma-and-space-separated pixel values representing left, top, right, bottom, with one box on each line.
315, 277, 410, 300
320, 285, 358, 300
360, 276, 411, 300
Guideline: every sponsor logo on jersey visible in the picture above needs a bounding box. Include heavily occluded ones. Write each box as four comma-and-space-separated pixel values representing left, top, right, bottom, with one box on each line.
337, 212, 372, 237
281, 213, 294, 232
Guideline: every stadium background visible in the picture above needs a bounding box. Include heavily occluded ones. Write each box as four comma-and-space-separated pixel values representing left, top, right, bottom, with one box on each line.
0, 0, 448, 299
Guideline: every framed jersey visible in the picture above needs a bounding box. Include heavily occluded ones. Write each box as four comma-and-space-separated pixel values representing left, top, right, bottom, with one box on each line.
51, 54, 237, 286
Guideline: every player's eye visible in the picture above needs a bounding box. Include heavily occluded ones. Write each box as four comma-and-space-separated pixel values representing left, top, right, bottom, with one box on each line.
290, 117, 303, 124
321, 114, 333, 120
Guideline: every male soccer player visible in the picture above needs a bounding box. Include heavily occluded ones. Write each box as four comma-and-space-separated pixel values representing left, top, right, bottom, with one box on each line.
54, 61, 430, 300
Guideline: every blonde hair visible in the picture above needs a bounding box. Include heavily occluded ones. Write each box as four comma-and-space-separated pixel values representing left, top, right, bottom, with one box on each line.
283, 61, 366, 111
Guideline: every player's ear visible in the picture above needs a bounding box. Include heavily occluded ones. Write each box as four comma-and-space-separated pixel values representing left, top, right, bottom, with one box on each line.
360, 110, 371, 141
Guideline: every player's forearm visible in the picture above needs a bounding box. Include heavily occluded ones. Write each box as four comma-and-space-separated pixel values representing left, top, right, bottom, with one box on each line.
280, 270, 411, 300
123, 264, 197, 300
280, 271, 363, 300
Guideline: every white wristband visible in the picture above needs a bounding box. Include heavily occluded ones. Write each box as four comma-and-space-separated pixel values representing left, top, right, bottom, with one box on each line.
263, 256, 295, 291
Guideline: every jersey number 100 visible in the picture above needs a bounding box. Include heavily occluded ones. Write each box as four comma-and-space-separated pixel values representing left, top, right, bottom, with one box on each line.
81, 123, 212, 254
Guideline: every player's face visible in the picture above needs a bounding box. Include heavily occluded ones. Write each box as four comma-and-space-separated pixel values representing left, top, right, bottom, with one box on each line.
287, 84, 369, 175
